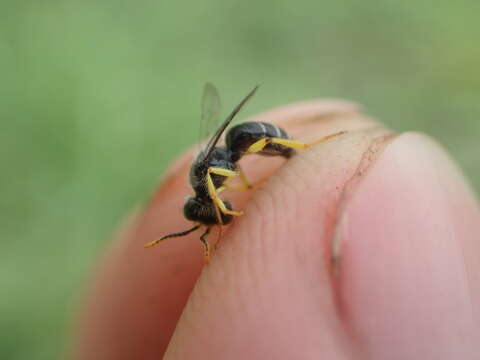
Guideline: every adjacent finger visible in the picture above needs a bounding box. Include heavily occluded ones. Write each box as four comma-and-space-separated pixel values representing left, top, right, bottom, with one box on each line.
338, 133, 480, 359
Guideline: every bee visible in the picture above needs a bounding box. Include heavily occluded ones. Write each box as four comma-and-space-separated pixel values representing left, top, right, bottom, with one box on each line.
145, 83, 346, 263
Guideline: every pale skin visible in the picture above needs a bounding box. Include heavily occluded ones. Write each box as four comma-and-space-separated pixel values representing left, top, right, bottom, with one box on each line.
73, 100, 480, 360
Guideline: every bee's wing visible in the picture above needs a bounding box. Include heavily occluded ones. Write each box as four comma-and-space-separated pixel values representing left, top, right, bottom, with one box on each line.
201, 84, 259, 162
198, 82, 222, 153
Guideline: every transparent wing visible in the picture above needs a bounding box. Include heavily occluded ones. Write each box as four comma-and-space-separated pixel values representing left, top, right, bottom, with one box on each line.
202, 85, 258, 161
199, 82, 222, 150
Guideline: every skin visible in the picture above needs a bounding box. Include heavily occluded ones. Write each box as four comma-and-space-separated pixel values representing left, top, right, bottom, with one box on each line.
73, 99, 480, 359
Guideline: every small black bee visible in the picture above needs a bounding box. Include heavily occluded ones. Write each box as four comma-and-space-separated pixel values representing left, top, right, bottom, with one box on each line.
145, 84, 346, 262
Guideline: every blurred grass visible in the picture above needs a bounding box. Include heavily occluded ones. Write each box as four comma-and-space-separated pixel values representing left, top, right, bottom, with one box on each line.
0, 0, 479, 359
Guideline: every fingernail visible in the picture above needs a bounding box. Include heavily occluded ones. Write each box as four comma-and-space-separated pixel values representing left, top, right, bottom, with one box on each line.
338, 133, 480, 359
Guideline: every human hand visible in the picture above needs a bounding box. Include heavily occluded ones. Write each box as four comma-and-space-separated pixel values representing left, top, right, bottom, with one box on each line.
73, 99, 480, 359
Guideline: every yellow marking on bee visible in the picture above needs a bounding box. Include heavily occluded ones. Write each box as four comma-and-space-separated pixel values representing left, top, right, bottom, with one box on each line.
246, 138, 268, 154
247, 131, 347, 153
208, 167, 238, 177
206, 169, 243, 217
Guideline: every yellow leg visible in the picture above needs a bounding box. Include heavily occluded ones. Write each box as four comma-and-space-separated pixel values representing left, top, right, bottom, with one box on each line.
246, 131, 347, 154
217, 167, 252, 192
216, 176, 235, 194
204, 169, 225, 225
212, 200, 223, 225
218, 183, 250, 193
216, 185, 227, 194
215, 193, 243, 216
215, 224, 223, 251
208, 167, 238, 177
206, 169, 243, 217
200, 228, 211, 264
237, 164, 253, 189
247, 138, 269, 154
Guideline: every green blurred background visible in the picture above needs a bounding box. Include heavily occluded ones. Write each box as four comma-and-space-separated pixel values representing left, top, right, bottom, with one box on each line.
0, 1, 479, 358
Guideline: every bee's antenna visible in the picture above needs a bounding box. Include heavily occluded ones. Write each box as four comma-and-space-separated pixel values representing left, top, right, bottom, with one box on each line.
144, 225, 201, 248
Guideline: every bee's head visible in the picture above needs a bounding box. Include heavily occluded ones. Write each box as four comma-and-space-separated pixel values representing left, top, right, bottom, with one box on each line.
183, 196, 233, 225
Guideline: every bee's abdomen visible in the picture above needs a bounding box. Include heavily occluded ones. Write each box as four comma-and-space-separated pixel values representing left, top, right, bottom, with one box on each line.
225, 121, 294, 161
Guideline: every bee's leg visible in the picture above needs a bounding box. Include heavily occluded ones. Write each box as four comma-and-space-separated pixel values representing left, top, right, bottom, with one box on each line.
208, 167, 238, 178
216, 177, 232, 194
236, 164, 253, 189
214, 225, 223, 251
215, 194, 243, 216
212, 200, 223, 227
207, 168, 244, 216
217, 165, 252, 193
216, 184, 227, 194
270, 130, 347, 149
246, 131, 347, 154
199, 227, 211, 264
